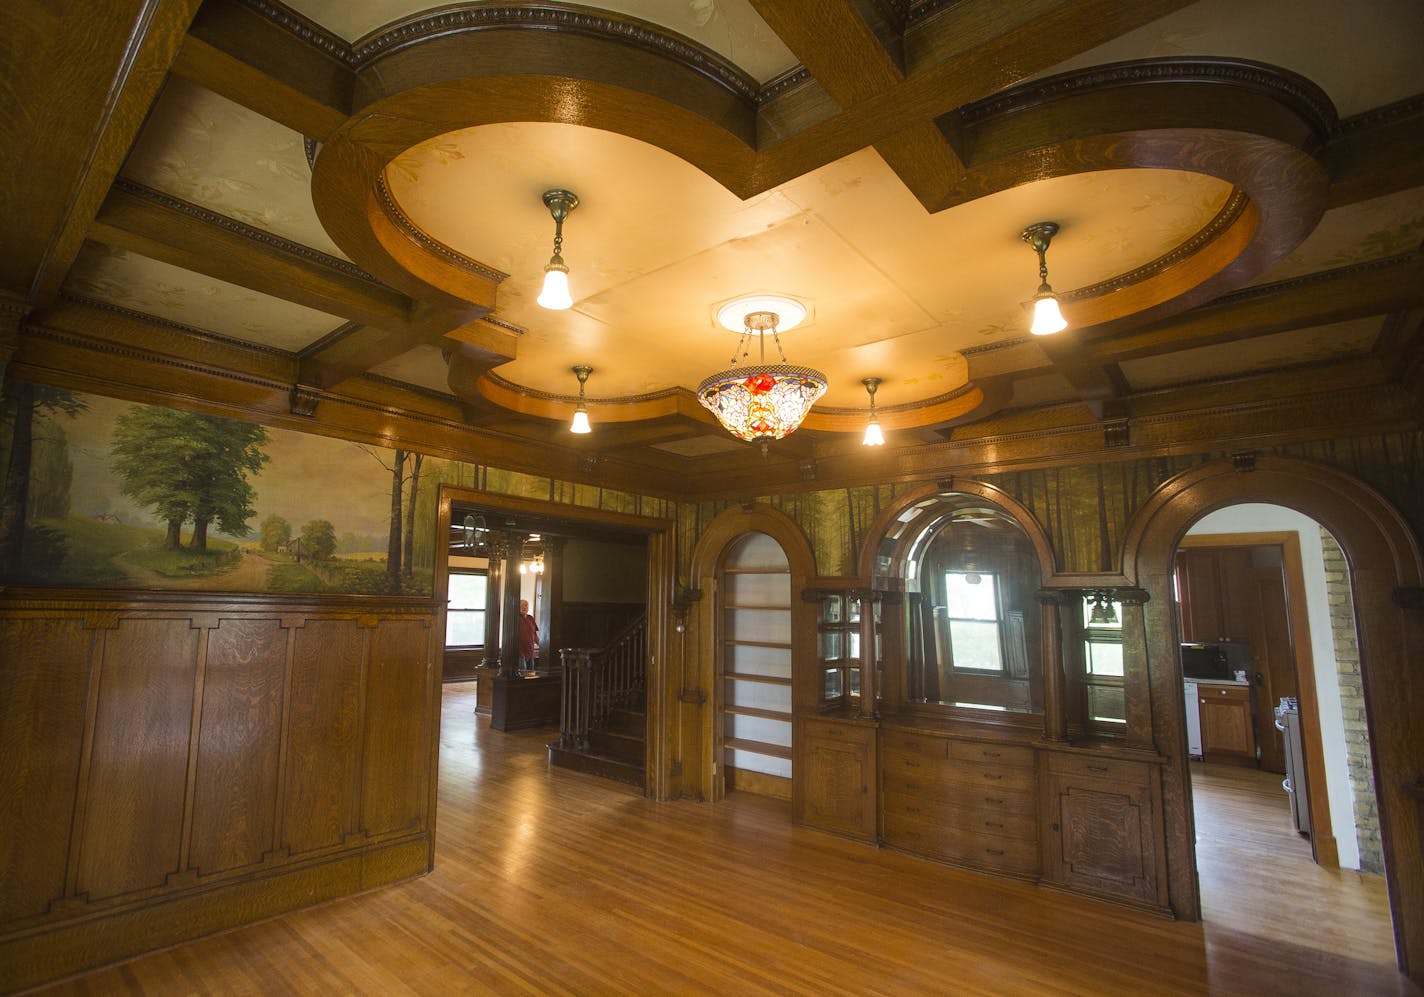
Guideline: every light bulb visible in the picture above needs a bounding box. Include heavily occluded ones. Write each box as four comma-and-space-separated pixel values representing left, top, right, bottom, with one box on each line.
1030, 286, 1067, 335
863, 415, 884, 447
538, 264, 572, 310
570, 405, 591, 434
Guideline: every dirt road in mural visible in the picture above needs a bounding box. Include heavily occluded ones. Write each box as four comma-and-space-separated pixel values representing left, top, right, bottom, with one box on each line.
110, 549, 276, 590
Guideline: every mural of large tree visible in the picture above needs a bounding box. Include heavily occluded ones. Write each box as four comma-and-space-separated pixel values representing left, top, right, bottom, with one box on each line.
0, 378, 87, 576
110, 407, 270, 552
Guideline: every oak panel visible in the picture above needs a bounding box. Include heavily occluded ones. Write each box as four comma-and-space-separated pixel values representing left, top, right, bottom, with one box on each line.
188, 618, 288, 876
77, 618, 200, 901
0, 618, 92, 921
283, 620, 364, 854
361, 619, 432, 837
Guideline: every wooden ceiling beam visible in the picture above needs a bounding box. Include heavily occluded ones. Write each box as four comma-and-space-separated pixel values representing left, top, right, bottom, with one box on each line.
90, 182, 411, 328
171, 0, 352, 140
1323, 96, 1424, 208
0, 0, 202, 307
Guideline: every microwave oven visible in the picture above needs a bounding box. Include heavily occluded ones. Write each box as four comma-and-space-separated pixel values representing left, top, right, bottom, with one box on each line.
1180, 643, 1231, 680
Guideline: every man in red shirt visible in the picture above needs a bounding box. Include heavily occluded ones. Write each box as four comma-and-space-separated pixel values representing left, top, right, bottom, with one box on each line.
518, 598, 539, 672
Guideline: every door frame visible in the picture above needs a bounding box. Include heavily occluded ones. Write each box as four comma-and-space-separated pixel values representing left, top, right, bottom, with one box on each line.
1178, 530, 1335, 864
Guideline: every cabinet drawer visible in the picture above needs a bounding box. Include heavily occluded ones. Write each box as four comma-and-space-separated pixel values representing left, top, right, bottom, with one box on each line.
1046, 752, 1150, 785
882, 771, 1036, 815
883, 814, 1038, 875
802, 719, 873, 747
948, 740, 1034, 769
881, 729, 948, 759
882, 791, 1036, 839
1198, 684, 1249, 703
939, 762, 1036, 793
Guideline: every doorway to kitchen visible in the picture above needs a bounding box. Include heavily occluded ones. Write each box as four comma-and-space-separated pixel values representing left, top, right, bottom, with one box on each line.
1175, 503, 1391, 957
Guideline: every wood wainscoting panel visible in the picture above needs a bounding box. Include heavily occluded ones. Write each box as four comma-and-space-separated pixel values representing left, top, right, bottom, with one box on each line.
283, 619, 366, 855
0, 591, 439, 993
76, 617, 201, 902
188, 617, 289, 877
0, 616, 92, 923
362, 618, 433, 837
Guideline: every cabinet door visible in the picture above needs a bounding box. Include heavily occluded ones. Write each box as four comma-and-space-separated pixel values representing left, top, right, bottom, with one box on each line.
794, 719, 876, 840
1215, 548, 1255, 642
1175, 549, 1222, 643
1199, 687, 1255, 763
1045, 756, 1164, 908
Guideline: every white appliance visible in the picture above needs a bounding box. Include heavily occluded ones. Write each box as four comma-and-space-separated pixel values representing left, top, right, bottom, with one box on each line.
1274, 697, 1312, 836
1184, 681, 1202, 757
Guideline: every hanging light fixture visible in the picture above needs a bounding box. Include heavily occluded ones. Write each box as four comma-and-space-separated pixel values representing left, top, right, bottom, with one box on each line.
1021, 221, 1067, 335
697, 295, 827, 443
1087, 590, 1119, 625
536, 189, 579, 310
570, 364, 592, 434
861, 377, 885, 447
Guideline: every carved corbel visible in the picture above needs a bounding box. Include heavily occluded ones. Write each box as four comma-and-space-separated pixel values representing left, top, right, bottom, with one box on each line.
290, 385, 321, 417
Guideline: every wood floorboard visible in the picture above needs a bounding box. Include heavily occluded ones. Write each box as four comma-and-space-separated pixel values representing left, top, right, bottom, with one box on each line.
27, 686, 1416, 996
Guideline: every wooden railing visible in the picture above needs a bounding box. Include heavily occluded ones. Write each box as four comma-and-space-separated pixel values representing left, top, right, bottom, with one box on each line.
559, 613, 646, 750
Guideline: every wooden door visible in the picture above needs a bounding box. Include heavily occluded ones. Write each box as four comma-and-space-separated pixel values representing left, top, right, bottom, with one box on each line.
1248, 556, 1296, 774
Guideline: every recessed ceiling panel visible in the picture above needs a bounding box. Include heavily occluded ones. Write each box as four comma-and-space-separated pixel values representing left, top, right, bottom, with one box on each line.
368, 344, 455, 395
1119, 317, 1384, 391
1040, 0, 1424, 117
65, 245, 348, 353
650, 435, 747, 457
389, 122, 1232, 408
122, 77, 348, 260
1248, 187, 1424, 287
284, 0, 799, 81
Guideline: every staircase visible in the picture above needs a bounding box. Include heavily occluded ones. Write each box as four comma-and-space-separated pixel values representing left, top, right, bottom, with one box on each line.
547, 614, 646, 789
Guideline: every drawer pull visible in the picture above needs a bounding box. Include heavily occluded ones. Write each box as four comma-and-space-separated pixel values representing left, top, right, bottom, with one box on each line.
903, 781, 923, 792
1087, 764, 1109, 773
986, 848, 1004, 856
984, 797, 1004, 805
981, 750, 1001, 758
905, 805, 921, 815
903, 758, 921, 769
985, 821, 1003, 830
982, 773, 1003, 781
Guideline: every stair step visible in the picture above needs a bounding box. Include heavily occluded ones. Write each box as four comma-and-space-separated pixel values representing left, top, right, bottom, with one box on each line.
590, 728, 645, 764
548, 742, 644, 789
603, 707, 646, 737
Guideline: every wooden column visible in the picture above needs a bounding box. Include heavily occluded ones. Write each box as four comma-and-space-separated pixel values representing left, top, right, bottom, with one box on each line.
541, 536, 567, 668
1118, 587, 1156, 751
482, 532, 511, 670
858, 591, 878, 719
498, 532, 525, 678
1037, 589, 1068, 742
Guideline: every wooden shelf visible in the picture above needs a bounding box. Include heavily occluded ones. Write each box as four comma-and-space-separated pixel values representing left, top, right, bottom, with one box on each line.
723, 672, 792, 686
721, 639, 792, 650
722, 567, 792, 575
722, 603, 792, 611
723, 704, 792, 721
723, 736, 793, 759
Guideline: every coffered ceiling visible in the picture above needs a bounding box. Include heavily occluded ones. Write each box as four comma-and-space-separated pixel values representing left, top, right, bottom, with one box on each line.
3, 0, 1422, 496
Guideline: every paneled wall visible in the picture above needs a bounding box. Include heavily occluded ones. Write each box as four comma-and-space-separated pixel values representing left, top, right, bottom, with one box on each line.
0, 590, 439, 993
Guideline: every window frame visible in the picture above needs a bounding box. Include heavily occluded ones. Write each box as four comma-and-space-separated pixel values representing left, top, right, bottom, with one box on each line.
943, 569, 1006, 674
445, 569, 489, 649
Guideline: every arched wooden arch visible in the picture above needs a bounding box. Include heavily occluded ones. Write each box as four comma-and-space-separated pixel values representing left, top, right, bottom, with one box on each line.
1121, 456, 1424, 981
679, 504, 816, 803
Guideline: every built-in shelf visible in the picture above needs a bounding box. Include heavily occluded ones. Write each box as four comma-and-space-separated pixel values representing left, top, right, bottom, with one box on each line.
723, 736, 793, 759
724, 704, 792, 721
721, 603, 792, 611
723, 671, 792, 685
722, 567, 793, 575
721, 639, 792, 650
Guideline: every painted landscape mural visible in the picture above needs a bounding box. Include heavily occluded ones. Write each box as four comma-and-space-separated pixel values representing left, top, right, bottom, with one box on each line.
0, 384, 456, 595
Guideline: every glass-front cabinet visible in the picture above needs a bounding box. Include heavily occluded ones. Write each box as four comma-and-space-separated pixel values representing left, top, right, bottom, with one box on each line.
817, 591, 861, 703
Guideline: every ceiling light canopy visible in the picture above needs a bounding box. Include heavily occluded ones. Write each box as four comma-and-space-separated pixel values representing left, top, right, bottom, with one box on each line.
1022, 221, 1068, 336
698, 295, 827, 443
537, 189, 579, 310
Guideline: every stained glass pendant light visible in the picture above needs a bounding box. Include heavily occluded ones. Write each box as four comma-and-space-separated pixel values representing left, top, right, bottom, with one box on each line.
697, 295, 828, 442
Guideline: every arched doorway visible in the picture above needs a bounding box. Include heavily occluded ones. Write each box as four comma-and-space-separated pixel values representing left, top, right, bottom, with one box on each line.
687, 504, 816, 804
1123, 456, 1424, 980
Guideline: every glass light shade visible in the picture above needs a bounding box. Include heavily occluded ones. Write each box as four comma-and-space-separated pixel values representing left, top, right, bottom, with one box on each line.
538, 263, 572, 310
863, 414, 884, 447
1030, 285, 1067, 335
696, 365, 828, 442
570, 405, 591, 434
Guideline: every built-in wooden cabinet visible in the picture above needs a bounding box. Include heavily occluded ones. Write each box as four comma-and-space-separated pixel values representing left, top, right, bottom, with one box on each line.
1042, 751, 1167, 908
1198, 683, 1256, 764
879, 727, 1040, 879
1176, 547, 1254, 643
794, 717, 877, 840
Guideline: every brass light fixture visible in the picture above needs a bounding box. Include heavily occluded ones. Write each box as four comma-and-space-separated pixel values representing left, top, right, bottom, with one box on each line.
862, 377, 885, 447
570, 364, 592, 434
537, 189, 579, 310
697, 295, 828, 443
1021, 221, 1067, 335
1087, 590, 1119, 625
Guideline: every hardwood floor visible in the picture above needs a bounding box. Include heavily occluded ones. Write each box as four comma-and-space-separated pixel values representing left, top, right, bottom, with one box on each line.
30, 686, 1414, 996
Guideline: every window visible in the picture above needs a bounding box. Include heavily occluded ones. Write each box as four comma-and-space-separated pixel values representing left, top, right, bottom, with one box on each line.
817, 592, 862, 702
944, 570, 1003, 671
1082, 593, 1126, 727
445, 571, 488, 648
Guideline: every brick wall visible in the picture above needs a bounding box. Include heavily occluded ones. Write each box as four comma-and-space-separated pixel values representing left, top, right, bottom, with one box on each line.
1320, 529, 1383, 872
